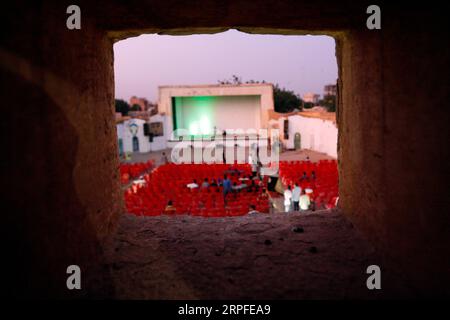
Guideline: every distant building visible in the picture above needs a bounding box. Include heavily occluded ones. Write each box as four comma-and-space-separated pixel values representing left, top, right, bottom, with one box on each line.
268, 110, 337, 158
116, 115, 169, 154
324, 84, 337, 97
129, 96, 149, 111
128, 110, 151, 121
302, 93, 320, 104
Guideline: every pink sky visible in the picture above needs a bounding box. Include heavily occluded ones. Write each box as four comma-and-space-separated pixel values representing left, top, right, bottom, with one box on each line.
114, 30, 337, 103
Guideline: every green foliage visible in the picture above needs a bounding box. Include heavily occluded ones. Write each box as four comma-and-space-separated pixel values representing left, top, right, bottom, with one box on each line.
130, 104, 141, 111
303, 102, 314, 109
115, 99, 130, 116
273, 84, 302, 113
319, 95, 336, 112
218, 74, 243, 85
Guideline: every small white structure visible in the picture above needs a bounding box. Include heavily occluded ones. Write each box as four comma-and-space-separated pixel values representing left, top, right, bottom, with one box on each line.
279, 114, 337, 158
117, 118, 151, 153
117, 115, 170, 154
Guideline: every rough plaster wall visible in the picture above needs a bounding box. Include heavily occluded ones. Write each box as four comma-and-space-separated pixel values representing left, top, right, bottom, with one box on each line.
1, 2, 120, 297
338, 12, 450, 296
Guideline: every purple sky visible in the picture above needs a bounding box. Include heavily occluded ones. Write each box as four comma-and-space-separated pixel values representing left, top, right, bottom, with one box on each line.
114, 30, 337, 103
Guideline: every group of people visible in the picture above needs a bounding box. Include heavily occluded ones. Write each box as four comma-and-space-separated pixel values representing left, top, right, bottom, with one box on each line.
300, 170, 316, 182
283, 183, 313, 212
186, 173, 265, 198
163, 171, 269, 214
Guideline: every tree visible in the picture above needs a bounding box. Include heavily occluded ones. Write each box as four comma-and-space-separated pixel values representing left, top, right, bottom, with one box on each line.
303, 102, 314, 109
130, 104, 141, 111
273, 84, 302, 113
115, 99, 130, 116
218, 74, 242, 85
319, 95, 336, 112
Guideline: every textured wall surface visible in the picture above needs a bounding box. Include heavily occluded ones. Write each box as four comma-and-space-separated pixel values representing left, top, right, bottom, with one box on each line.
1, 1, 448, 297
338, 14, 450, 296
1, 2, 121, 297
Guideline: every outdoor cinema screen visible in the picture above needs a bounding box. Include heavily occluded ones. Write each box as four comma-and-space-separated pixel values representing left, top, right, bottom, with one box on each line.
171, 95, 261, 137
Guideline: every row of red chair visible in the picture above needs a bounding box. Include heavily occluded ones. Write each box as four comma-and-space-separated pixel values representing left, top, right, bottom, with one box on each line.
120, 160, 154, 184
124, 163, 270, 217
122, 160, 339, 216
279, 160, 339, 209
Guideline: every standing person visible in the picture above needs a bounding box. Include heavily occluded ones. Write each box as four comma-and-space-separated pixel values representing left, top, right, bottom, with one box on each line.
299, 189, 311, 211
256, 160, 263, 177
292, 183, 302, 211
249, 154, 257, 178
222, 130, 227, 164
161, 151, 168, 165
222, 174, 232, 205
284, 185, 293, 212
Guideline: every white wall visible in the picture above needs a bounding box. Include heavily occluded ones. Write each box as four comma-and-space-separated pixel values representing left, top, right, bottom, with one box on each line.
116, 115, 171, 153
279, 115, 337, 158
148, 113, 169, 151
119, 118, 151, 153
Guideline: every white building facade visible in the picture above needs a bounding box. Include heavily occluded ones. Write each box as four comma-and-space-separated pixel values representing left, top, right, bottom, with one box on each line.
279, 114, 337, 158
117, 115, 171, 154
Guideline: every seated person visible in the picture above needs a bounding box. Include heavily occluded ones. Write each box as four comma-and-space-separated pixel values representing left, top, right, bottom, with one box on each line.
187, 179, 199, 189
247, 204, 259, 215
201, 178, 209, 189
259, 188, 269, 200
311, 170, 316, 180
164, 200, 176, 214
210, 179, 218, 187
299, 189, 311, 211
300, 171, 308, 181
257, 176, 264, 186
224, 166, 237, 176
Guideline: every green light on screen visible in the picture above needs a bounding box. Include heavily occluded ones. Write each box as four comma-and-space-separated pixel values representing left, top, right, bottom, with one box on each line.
175, 96, 216, 137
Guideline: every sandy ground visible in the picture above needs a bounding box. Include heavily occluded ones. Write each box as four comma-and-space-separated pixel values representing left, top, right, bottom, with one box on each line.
103, 210, 397, 299
279, 149, 335, 162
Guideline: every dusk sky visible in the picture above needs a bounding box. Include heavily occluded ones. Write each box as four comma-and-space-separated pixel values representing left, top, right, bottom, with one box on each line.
114, 30, 337, 103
